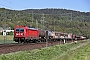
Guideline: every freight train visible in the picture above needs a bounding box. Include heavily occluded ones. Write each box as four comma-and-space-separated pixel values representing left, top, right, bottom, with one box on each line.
13, 26, 86, 43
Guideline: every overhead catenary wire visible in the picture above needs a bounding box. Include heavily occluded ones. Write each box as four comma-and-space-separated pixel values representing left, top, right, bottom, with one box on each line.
0, 4, 13, 9
0, 0, 27, 10
0, 1, 73, 31
4, 0, 27, 10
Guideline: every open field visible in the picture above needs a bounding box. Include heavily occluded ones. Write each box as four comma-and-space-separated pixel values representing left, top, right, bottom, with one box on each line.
0, 35, 16, 44
0, 39, 89, 60
0, 35, 14, 40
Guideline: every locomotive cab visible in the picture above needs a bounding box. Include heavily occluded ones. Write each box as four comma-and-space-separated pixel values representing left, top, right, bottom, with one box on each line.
14, 28, 25, 43
14, 26, 27, 43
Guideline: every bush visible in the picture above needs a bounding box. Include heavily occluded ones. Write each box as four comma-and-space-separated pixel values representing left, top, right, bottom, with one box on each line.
0, 32, 3, 35
7, 31, 13, 35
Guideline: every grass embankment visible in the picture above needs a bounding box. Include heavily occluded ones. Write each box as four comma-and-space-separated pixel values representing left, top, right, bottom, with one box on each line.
57, 39, 90, 60
0, 40, 89, 60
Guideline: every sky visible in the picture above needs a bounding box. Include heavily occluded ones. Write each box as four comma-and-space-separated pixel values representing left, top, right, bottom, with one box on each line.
0, 0, 90, 12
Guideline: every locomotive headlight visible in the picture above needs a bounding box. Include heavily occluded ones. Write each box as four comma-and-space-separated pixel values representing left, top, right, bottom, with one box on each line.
21, 33, 24, 36
16, 33, 18, 36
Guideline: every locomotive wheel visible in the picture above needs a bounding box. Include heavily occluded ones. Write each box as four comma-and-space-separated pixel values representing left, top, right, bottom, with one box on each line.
18, 40, 22, 43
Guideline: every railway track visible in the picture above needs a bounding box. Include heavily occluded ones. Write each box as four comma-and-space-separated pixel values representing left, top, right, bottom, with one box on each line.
0, 41, 63, 55
0, 40, 84, 55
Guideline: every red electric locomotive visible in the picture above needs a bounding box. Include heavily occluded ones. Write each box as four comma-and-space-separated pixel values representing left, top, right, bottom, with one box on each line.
14, 26, 46, 43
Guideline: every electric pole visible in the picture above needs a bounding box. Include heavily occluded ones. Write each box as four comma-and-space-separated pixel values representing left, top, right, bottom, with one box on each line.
3, 10, 7, 44
32, 10, 33, 23
41, 13, 45, 29
36, 19, 38, 28
71, 13, 72, 21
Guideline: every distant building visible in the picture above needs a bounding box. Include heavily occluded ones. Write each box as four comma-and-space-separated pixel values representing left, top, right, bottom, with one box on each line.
5, 30, 14, 32
0, 27, 14, 32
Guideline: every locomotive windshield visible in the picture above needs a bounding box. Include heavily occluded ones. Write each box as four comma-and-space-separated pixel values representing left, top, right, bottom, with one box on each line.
20, 28, 24, 32
16, 28, 24, 32
16, 28, 19, 32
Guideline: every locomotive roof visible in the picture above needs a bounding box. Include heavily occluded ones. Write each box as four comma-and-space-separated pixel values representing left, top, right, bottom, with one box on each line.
28, 28, 38, 30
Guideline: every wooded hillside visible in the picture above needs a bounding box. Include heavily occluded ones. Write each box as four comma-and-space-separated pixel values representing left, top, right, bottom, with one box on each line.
0, 8, 90, 38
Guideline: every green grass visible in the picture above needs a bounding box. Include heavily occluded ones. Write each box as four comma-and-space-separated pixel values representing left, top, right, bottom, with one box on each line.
0, 40, 89, 60
0, 35, 14, 40
0, 40, 16, 44
0, 35, 16, 44
56, 39, 90, 60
